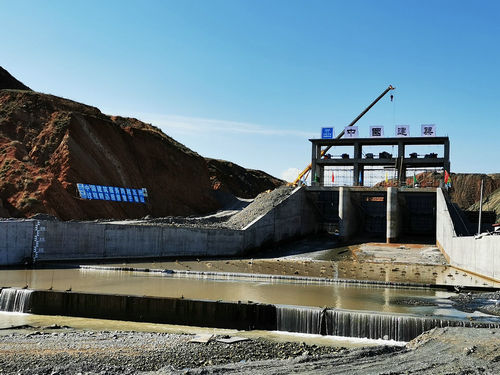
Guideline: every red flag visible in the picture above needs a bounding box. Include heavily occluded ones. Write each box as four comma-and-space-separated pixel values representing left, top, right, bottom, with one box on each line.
444, 170, 450, 184
331, 172, 335, 183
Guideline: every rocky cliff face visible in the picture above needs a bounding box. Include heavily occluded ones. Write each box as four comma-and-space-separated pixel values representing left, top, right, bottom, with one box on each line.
0, 68, 282, 220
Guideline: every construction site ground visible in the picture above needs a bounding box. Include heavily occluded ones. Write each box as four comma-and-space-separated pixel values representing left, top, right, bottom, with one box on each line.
0, 324, 498, 374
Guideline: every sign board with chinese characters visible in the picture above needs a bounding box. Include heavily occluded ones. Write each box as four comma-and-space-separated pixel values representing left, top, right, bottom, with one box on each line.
76, 183, 147, 203
421, 124, 436, 137
321, 127, 334, 139
395, 125, 410, 137
369, 125, 384, 138
344, 126, 359, 138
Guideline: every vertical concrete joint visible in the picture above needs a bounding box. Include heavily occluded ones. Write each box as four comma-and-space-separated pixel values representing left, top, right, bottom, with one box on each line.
386, 187, 399, 243
339, 187, 355, 241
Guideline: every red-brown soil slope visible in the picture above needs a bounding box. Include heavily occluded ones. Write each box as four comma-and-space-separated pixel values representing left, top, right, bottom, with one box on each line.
206, 158, 284, 199
449, 173, 500, 209
0, 68, 284, 220
469, 187, 500, 222
0, 89, 220, 219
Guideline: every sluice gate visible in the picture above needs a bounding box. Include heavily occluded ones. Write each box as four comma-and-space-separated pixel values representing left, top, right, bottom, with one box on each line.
307, 187, 437, 243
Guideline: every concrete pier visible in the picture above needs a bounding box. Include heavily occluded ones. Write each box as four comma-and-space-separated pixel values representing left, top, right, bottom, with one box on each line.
386, 187, 400, 243
339, 187, 356, 241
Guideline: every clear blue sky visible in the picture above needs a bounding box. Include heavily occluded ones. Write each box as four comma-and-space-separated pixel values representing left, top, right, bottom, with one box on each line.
1, 0, 499, 180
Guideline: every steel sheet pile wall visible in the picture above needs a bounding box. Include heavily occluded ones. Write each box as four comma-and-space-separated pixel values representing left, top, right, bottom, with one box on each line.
28, 290, 276, 331
276, 305, 500, 341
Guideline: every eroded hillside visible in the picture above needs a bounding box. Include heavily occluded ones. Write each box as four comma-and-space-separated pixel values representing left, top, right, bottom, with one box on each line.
0, 89, 222, 219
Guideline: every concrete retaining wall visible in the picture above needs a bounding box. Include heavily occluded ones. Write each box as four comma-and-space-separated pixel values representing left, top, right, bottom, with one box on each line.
0, 220, 34, 265
0, 187, 319, 266
243, 186, 319, 248
436, 188, 500, 282
37, 222, 245, 261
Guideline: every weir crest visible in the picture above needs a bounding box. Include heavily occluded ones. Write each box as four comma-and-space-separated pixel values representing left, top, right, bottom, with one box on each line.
276, 305, 500, 341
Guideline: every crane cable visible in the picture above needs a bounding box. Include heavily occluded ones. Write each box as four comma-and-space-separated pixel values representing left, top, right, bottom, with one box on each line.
392, 92, 396, 127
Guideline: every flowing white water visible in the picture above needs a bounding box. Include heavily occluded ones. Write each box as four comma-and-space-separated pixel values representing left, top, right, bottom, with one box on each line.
0, 288, 33, 313
276, 305, 500, 341
276, 305, 326, 334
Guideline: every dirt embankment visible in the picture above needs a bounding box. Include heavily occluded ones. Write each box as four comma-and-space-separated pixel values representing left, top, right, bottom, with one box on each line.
206, 158, 283, 199
0, 68, 282, 220
450, 173, 500, 210
0, 89, 219, 220
468, 185, 500, 222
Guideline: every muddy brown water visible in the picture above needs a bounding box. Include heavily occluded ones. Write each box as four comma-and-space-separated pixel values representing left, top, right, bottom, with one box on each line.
102, 258, 500, 289
1, 267, 498, 323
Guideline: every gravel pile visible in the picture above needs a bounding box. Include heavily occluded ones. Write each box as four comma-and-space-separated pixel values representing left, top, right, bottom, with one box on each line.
110, 185, 296, 230
164, 327, 500, 375
0, 329, 343, 374
451, 291, 500, 316
19, 186, 296, 231
142, 214, 232, 228
225, 185, 295, 229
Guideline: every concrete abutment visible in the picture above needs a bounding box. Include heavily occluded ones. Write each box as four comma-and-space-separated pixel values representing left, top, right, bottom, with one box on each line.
0, 187, 320, 266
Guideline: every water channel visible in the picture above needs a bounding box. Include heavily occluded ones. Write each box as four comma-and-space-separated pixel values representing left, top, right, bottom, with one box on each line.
0, 266, 497, 323
1, 237, 499, 343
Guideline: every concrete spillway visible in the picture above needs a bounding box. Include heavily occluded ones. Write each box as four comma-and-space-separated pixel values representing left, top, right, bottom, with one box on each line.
0, 288, 32, 313
1, 288, 499, 342
276, 305, 500, 342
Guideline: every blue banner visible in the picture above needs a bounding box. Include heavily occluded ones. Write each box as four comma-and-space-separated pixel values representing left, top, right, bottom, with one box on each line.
77, 183, 148, 204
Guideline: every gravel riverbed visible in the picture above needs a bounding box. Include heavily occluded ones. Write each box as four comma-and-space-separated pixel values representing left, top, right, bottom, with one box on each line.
0, 326, 499, 374
0, 328, 346, 374
452, 291, 500, 316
